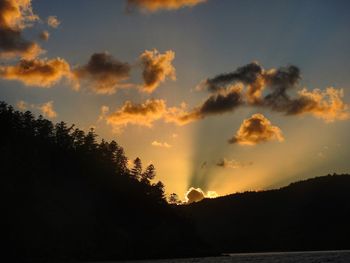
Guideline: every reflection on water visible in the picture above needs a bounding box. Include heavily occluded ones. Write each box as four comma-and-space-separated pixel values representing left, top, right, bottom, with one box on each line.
120, 250, 350, 263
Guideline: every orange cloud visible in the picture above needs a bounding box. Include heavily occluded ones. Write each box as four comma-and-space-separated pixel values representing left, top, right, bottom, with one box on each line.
16, 100, 57, 119
185, 187, 218, 203
0, 57, 73, 88
74, 52, 131, 94
288, 87, 350, 122
126, 0, 206, 12
0, 0, 43, 59
140, 49, 176, 93
151, 140, 172, 148
105, 99, 168, 131
103, 99, 197, 132
229, 113, 284, 146
47, 16, 60, 28
37, 101, 57, 118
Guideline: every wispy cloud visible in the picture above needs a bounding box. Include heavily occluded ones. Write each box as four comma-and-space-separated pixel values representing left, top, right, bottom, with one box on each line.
16, 100, 57, 119
47, 16, 60, 28
216, 158, 253, 169
126, 0, 206, 13
151, 140, 172, 148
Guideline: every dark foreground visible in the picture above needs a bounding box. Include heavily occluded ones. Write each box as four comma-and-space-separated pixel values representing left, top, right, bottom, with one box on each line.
2, 103, 350, 262
120, 250, 350, 263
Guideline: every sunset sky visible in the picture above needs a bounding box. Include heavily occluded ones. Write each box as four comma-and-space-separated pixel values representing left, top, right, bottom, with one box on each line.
1, 0, 350, 200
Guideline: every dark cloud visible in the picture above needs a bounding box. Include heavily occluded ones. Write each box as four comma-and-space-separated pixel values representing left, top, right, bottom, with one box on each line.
206, 62, 263, 92
174, 85, 244, 124
199, 62, 349, 122
228, 113, 284, 146
263, 65, 301, 110
74, 52, 131, 94
126, 0, 206, 13
199, 85, 244, 115
0, 0, 43, 59
39, 30, 49, 41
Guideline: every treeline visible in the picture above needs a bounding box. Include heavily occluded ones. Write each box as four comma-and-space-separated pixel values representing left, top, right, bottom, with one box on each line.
0, 102, 210, 262
182, 173, 350, 253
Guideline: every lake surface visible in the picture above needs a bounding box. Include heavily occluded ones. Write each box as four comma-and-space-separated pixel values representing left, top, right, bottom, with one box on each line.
120, 250, 350, 263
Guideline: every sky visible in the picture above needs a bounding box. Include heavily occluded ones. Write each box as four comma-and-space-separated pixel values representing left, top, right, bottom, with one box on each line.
1, 0, 350, 201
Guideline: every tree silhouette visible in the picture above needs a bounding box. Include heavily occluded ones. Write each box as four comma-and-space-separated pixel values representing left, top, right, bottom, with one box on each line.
141, 164, 156, 185
131, 157, 142, 180
168, 193, 181, 205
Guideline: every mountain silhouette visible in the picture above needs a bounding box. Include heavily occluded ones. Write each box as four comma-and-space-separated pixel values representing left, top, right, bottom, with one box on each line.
182, 174, 350, 253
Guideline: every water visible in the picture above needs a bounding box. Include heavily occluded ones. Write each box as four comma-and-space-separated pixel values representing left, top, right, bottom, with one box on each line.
120, 250, 350, 263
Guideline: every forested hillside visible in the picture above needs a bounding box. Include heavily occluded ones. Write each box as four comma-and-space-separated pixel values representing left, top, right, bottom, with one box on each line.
2, 101, 350, 262
0, 102, 209, 262
183, 174, 350, 253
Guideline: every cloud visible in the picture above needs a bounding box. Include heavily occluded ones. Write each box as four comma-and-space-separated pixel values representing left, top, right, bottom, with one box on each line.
216, 158, 253, 169
98, 105, 110, 121
16, 100, 28, 110
39, 30, 49, 41
151, 140, 172, 148
126, 0, 206, 13
198, 84, 244, 115
285, 87, 350, 122
101, 84, 244, 132
101, 62, 349, 133
103, 99, 199, 132
185, 187, 218, 204
104, 99, 168, 131
206, 191, 218, 198
140, 49, 176, 93
175, 84, 244, 123
206, 62, 263, 88
199, 62, 349, 123
0, 0, 43, 59
16, 100, 57, 119
74, 52, 131, 94
228, 113, 284, 146
47, 15, 60, 28
37, 101, 57, 118
0, 57, 73, 88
